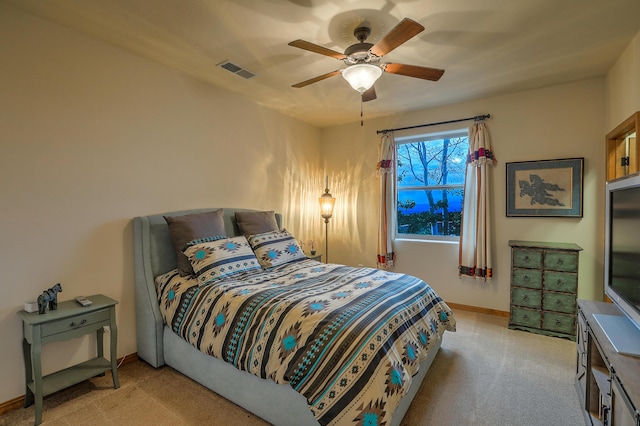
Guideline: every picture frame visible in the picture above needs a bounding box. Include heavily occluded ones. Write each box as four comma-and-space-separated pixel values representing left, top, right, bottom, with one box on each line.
506, 158, 584, 217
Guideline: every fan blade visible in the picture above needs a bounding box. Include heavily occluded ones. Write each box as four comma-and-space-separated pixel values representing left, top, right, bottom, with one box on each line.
384, 63, 444, 81
370, 18, 425, 57
362, 86, 377, 102
288, 40, 347, 60
292, 70, 342, 88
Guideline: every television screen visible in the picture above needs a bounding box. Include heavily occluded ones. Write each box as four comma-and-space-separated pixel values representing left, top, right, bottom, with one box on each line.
610, 184, 640, 313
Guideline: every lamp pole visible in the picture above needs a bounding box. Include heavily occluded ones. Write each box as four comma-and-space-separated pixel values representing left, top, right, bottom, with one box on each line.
324, 216, 329, 263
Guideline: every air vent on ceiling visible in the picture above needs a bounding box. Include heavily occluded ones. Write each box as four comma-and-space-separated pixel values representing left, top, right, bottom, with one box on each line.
217, 60, 255, 79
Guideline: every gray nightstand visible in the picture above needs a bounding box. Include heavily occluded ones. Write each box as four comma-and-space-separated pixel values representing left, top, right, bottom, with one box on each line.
308, 254, 322, 262
18, 294, 120, 425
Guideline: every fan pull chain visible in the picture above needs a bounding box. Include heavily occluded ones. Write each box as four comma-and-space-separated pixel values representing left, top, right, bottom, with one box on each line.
360, 98, 364, 127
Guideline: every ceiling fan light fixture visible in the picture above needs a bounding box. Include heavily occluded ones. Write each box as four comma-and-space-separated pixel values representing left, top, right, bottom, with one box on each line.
342, 64, 382, 93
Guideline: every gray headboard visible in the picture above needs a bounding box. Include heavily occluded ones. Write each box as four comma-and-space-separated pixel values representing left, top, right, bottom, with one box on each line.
133, 208, 282, 367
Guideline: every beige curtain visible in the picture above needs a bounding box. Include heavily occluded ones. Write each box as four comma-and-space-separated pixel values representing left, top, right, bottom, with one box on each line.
377, 132, 396, 269
458, 121, 496, 280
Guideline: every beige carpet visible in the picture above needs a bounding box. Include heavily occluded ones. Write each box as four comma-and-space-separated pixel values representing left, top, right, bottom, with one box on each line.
0, 309, 585, 426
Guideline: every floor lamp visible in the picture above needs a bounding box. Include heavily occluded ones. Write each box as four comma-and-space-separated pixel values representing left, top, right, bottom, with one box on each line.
319, 176, 335, 263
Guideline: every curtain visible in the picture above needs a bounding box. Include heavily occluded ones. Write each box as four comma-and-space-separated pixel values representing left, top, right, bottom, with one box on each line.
377, 132, 396, 269
459, 121, 496, 280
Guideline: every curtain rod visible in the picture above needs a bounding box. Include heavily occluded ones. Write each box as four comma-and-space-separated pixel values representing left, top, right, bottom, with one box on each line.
376, 114, 491, 135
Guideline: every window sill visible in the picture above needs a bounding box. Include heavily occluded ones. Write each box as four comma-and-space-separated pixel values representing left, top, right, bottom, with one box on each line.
395, 236, 460, 244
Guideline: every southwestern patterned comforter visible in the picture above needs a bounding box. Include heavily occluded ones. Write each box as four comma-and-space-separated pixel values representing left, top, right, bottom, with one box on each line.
155, 258, 455, 426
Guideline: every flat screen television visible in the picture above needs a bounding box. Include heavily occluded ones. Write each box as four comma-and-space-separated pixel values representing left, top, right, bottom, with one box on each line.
595, 173, 640, 357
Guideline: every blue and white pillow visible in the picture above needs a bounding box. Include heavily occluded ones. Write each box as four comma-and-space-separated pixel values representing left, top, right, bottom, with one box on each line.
183, 236, 261, 284
248, 230, 306, 268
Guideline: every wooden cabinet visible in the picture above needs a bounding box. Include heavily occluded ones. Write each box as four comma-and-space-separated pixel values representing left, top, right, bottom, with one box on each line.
508, 240, 582, 340
576, 300, 640, 426
607, 111, 639, 181
18, 294, 120, 425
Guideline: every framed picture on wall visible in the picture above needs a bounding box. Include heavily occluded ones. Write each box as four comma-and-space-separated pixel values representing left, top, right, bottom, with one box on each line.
506, 157, 584, 217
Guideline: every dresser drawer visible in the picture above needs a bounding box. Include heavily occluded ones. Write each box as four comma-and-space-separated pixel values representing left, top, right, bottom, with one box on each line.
511, 306, 542, 328
542, 311, 575, 335
543, 250, 578, 272
512, 268, 543, 289
511, 287, 542, 308
41, 310, 110, 338
512, 248, 543, 269
542, 291, 577, 314
543, 271, 578, 293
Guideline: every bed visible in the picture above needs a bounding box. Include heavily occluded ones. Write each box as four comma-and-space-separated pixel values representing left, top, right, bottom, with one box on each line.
133, 208, 455, 426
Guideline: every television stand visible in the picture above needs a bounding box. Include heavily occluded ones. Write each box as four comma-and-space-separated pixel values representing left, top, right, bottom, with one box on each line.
593, 314, 640, 357
576, 300, 640, 425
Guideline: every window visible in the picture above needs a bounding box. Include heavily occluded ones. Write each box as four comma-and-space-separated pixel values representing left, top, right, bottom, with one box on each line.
396, 130, 469, 240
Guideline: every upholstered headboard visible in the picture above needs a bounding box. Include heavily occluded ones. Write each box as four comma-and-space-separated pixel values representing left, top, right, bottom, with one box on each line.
133, 208, 282, 367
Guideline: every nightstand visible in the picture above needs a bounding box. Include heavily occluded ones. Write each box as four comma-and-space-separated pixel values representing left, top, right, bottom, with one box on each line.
309, 254, 322, 262
18, 294, 120, 425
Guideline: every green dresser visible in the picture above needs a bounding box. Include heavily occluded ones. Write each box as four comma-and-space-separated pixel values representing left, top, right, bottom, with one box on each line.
508, 240, 582, 340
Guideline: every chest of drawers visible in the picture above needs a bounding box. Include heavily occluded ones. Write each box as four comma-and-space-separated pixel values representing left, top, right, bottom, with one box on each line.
508, 240, 582, 340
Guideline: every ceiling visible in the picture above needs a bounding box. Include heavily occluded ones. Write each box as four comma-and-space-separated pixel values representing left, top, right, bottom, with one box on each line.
5, 0, 640, 128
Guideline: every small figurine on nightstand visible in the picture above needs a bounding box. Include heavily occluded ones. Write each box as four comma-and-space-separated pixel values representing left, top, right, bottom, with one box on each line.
37, 283, 62, 314
309, 240, 316, 256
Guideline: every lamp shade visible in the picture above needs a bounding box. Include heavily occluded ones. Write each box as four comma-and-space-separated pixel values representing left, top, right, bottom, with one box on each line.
342, 64, 382, 93
319, 190, 335, 220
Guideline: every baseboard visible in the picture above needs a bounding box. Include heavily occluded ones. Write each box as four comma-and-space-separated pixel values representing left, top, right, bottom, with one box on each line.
447, 302, 510, 318
0, 353, 138, 416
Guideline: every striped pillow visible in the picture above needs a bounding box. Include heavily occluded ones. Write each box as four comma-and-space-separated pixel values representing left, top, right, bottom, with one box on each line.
248, 230, 306, 268
183, 236, 261, 285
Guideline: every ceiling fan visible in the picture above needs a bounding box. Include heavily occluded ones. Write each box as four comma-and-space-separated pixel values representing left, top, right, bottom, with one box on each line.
288, 18, 445, 102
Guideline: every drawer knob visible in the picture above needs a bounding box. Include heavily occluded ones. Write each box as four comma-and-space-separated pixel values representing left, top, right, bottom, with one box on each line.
524, 256, 530, 262
70, 319, 87, 327
556, 320, 562, 326
556, 300, 563, 307
523, 295, 529, 301
523, 275, 529, 281
523, 315, 529, 320
557, 259, 563, 265
557, 279, 563, 285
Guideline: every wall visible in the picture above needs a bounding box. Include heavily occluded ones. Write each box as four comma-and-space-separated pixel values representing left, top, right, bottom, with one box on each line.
606, 31, 640, 129
0, 4, 321, 403
321, 78, 606, 312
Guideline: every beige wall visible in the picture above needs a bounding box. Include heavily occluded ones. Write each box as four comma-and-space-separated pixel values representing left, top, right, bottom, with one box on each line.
0, 4, 321, 403
606, 31, 640, 129
321, 78, 606, 311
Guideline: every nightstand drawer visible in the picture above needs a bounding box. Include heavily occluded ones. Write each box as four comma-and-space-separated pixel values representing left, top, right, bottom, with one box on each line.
512, 249, 543, 269
510, 306, 542, 328
511, 287, 542, 308
542, 291, 577, 314
512, 268, 542, 289
543, 250, 579, 272
543, 271, 578, 293
542, 311, 575, 335
41, 310, 110, 338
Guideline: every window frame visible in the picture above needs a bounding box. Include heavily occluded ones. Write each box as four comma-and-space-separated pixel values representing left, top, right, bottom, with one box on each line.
394, 129, 469, 242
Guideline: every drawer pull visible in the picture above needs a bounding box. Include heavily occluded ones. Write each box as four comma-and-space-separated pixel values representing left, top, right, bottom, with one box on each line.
523, 275, 529, 281
557, 279, 563, 285
522, 295, 529, 301
523, 315, 529, 320
524, 256, 530, 262
557, 259, 563, 265
556, 320, 562, 326
70, 319, 87, 327
556, 300, 563, 306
